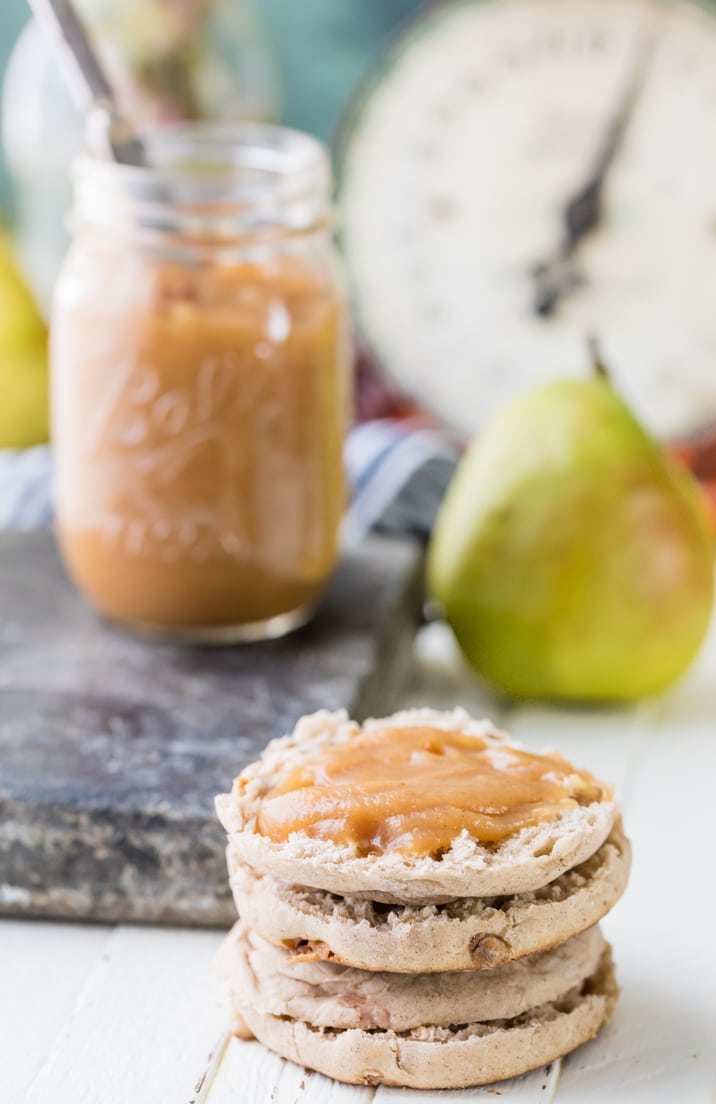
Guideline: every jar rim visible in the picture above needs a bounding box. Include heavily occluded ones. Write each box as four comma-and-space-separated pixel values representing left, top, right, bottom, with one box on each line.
72, 121, 333, 242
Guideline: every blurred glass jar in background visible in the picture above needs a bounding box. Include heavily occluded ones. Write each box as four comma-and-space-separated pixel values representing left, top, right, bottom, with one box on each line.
52, 124, 351, 641
2, 0, 279, 313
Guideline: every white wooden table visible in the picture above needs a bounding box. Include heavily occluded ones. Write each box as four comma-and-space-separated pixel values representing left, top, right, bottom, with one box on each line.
3, 619, 715, 1103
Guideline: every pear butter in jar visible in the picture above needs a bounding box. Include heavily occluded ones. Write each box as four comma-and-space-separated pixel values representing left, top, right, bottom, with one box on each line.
52, 125, 350, 641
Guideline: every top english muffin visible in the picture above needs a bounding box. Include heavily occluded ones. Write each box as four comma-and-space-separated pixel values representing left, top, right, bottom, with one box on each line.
215, 708, 617, 903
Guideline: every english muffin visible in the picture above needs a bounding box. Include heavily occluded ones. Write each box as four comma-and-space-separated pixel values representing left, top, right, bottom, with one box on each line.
218, 921, 607, 1029
216, 708, 618, 903
227, 823, 629, 972
218, 924, 618, 1090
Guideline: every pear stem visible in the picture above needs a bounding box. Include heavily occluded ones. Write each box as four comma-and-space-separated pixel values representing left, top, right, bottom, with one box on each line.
587, 335, 610, 381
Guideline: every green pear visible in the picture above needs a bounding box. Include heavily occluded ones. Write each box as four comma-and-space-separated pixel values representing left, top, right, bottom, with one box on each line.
0, 229, 48, 448
428, 374, 715, 701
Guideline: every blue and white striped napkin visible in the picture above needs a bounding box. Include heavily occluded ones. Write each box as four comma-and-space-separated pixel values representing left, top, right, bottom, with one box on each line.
343, 418, 458, 542
0, 445, 54, 530
0, 422, 459, 539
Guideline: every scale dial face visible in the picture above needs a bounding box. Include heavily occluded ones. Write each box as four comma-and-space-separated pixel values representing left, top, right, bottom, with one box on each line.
341, 0, 716, 438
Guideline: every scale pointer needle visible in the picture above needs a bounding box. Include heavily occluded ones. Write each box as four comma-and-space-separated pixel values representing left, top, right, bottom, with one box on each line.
533, 23, 658, 317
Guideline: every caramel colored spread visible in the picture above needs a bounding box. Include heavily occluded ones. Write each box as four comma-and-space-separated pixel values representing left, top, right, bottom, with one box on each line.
53, 250, 348, 631
256, 727, 608, 856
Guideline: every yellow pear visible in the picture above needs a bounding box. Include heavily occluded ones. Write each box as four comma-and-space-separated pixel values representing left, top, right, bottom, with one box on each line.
428, 374, 714, 702
0, 229, 49, 448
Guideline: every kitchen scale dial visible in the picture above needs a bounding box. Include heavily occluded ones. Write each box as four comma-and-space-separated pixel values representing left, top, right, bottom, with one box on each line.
340, 0, 716, 438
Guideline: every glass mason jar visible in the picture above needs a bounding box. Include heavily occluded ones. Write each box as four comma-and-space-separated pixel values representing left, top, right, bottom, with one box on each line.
52, 124, 351, 641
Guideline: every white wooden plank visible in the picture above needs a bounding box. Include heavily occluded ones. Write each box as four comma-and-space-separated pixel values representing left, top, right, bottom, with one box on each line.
25, 926, 226, 1104
203, 1036, 375, 1104
191, 1032, 232, 1104
556, 964, 714, 1102
306, 1075, 376, 1104
201, 1037, 309, 1104
555, 637, 716, 1102
0, 919, 111, 1102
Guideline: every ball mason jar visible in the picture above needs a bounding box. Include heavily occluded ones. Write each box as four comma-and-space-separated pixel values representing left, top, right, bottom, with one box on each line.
52, 124, 351, 641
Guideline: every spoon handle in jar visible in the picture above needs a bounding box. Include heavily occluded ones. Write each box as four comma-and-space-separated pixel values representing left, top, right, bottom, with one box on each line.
26, 0, 113, 107
25, 0, 149, 166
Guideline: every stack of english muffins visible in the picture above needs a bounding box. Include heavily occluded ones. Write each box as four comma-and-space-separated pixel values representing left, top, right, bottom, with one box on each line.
216, 708, 630, 1090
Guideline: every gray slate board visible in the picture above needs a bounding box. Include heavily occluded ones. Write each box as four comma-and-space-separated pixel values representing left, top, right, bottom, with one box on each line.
0, 533, 423, 927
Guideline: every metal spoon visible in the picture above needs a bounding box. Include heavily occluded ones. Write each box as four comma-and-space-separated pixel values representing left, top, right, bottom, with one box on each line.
25, 0, 150, 167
